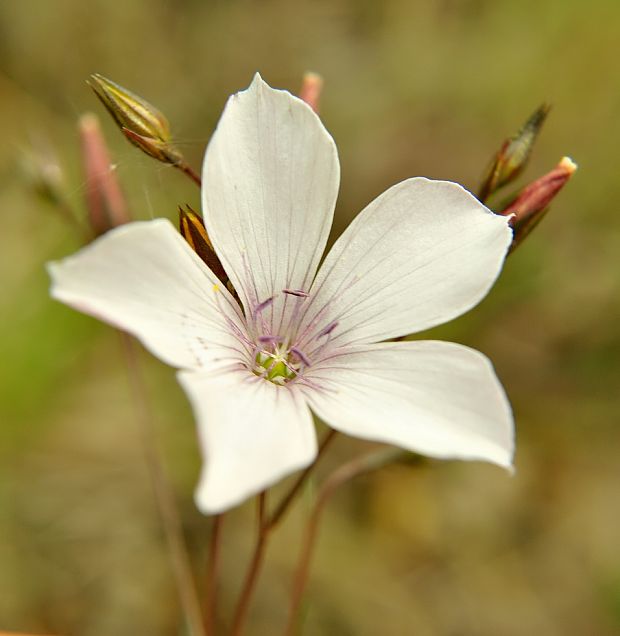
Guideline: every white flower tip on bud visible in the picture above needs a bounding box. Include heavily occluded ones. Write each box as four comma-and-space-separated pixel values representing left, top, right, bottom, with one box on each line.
79, 112, 98, 136
560, 156, 578, 174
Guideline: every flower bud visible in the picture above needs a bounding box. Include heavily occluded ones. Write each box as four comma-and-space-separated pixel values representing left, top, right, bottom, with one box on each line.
299, 72, 324, 114
88, 73, 170, 142
179, 205, 229, 285
478, 103, 551, 202
501, 156, 577, 252
20, 136, 89, 238
19, 142, 65, 207
79, 113, 130, 236
121, 128, 184, 165
88, 73, 183, 166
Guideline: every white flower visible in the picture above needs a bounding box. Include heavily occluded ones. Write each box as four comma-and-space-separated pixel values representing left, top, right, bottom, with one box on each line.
49, 75, 514, 514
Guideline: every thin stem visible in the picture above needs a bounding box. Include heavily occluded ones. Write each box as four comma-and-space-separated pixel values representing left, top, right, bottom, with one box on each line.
176, 160, 202, 187
284, 448, 402, 635
56, 197, 92, 243
268, 430, 338, 528
204, 514, 224, 635
119, 332, 206, 636
231, 493, 269, 636
230, 431, 339, 635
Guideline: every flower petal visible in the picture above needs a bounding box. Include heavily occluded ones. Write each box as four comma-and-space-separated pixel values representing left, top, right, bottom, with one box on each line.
297, 178, 512, 348
302, 340, 514, 468
179, 369, 317, 514
201, 74, 340, 332
48, 219, 246, 370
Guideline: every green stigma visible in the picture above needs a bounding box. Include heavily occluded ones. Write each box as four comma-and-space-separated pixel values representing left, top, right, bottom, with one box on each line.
254, 351, 297, 384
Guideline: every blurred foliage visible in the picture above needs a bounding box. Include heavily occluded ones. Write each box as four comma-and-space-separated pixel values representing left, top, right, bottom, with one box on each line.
1, 0, 619, 634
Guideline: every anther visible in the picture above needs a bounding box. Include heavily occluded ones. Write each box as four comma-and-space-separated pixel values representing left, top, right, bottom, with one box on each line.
290, 346, 311, 366
258, 335, 283, 345
283, 288, 309, 298
253, 296, 274, 318
317, 320, 338, 338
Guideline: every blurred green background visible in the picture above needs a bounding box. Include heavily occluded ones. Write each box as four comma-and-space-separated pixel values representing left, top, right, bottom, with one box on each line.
1, 0, 619, 634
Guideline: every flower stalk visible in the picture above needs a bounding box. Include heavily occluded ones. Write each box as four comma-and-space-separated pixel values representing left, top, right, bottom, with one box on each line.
285, 447, 404, 635
228, 430, 338, 635
119, 333, 206, 636
204, 514, 224, 636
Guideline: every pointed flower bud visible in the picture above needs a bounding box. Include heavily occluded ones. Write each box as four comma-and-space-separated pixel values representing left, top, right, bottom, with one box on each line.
179, 205, 229, 285
299, 72, 324, 114
501, 156, 577, 252
79, 113, 131, 236
478, 103, 551, 202
88, 73, 185, 167
89, 73, 170, 142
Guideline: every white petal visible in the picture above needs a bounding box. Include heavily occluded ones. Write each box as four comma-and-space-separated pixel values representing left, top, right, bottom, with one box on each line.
48, 219, 247, 370
179, 369, 317, 514
297, 178, 512, 348
201, 73, 340, 332
302, 340, 514, 468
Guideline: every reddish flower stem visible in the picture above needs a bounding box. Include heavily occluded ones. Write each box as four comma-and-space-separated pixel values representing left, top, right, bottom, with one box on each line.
269, 429, 338, 528
284, 448, 402, 635
230, 493, 269, 636
177, 160, 202, 187
229, 430, 338, 635
204, 513, 224, 635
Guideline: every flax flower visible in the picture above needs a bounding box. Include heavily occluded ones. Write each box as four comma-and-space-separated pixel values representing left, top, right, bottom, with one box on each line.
49, 75, 514, 514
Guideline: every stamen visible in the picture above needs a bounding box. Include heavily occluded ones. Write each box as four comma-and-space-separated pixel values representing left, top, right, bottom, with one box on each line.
253, 296, 274, 318
258, 335, 283, 345
290, 346, 311, 366
283, 288, 309, 298
317, 320, 339, 338
279, 288, 311, 348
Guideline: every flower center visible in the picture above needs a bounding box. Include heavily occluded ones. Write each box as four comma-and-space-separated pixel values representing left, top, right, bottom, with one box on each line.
246, 290, 338, 386
253, 349, 299, 384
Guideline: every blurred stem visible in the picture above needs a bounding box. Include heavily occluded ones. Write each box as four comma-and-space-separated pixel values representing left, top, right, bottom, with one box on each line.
230, 430, 337, 635
204, 514, 224, 635
55, 197, 91, 242
269, 430, 338, 528
231, 493, 269, 636
284, 447, 402, 636
119, 332, 206, 636
177, 160, 202, 187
